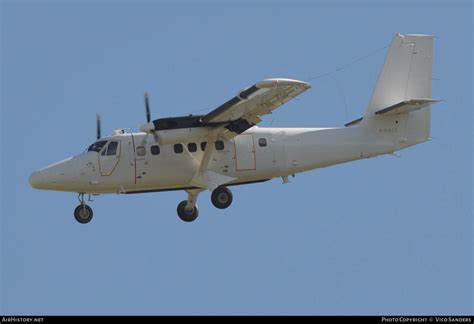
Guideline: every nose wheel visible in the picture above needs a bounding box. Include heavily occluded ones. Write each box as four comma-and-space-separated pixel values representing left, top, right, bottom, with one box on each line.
74, 193, 94, 224
74, 204, 93, 224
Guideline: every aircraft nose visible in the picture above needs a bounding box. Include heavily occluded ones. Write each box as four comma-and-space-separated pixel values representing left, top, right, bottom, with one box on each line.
29, 156, 77, 191
29, 171, 45, 189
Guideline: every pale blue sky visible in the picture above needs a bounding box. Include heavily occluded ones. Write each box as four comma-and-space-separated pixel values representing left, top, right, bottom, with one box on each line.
1, 0, 472, 315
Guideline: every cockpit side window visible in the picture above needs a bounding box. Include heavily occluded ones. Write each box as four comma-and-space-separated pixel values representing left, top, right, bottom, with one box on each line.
88, 140, 107, 152
106, 141, 118, 156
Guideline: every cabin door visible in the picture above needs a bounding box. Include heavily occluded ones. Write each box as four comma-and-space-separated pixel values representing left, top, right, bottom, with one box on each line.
234, 134, 256, 171
129, 135, 148, 185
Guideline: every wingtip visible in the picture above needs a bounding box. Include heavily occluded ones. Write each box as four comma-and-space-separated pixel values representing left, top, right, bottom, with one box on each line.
257, 78, 312, 89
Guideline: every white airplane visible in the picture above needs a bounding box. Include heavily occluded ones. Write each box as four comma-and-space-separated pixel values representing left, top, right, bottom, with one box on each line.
29, 33, 438, 223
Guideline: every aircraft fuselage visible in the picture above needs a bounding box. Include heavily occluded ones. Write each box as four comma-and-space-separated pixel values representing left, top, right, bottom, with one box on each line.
29, 124, 412, 195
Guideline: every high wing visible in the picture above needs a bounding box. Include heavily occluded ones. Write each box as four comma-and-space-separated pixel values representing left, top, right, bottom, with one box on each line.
189, 78, 310, 190
139, 78, 311, 191
139, 78, 311, 139
202, 78, 311, 139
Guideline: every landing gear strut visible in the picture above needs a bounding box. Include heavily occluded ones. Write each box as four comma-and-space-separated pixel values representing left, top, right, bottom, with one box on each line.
74, 193, 93, 224
211, 186, 233, 209
177, 189, 201, 222
176, 187, 234, 221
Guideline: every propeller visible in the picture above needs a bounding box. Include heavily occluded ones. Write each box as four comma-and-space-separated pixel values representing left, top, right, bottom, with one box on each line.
145, 92, 151, 123
140, 92, 160, 143
96, 114, 101, 140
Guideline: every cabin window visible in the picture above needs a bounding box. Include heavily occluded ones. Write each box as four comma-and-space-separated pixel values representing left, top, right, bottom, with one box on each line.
258, 138, 267, 147
215, 140, 224, 150
87, 140, 107, 153
174, 144, 183, 154
136, 146, 146, 156
188, 143, 197, 152
200, 142, 207, 151
151, 145, 160, 155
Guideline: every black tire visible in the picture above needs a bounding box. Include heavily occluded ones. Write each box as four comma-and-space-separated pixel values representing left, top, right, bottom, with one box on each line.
211, 186, 233, 209
177, 200, 199, 222
74, 204, 93, 224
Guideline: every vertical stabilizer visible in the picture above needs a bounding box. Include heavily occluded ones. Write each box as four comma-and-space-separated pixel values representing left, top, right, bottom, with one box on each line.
363, 33, 434, 143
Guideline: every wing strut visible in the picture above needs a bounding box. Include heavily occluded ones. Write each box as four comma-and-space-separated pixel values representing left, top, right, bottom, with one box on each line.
189, 131, 236, 191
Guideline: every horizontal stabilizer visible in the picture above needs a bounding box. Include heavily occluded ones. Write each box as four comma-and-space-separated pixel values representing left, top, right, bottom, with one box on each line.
345, 98, 440, 127
344, 117, 363, 127
375, 98, 439, 116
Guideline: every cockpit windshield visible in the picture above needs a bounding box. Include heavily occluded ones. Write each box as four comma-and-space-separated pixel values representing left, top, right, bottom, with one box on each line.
87, 140, 108, 152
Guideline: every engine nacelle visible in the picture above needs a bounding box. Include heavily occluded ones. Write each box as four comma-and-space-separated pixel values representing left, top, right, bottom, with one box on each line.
153, 127, 212, 145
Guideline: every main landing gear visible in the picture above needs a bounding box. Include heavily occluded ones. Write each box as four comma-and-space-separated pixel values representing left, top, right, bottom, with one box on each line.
74, 193, 93, 224
176, 186, 233, 222
211, 186, 233, 209
177, 189, 200, 222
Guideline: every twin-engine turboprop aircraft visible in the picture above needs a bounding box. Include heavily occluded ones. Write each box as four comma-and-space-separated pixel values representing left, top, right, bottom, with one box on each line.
29, 33, 438, 223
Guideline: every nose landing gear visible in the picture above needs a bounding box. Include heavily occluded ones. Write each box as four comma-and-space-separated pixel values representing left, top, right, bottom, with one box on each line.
74, 204, 93, 224
74, 193, 94, 224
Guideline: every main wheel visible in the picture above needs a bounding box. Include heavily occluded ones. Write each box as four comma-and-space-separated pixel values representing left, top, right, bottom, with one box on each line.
74, 204, 93, 224
177, 200, 199, 222
211, 186, 233, 209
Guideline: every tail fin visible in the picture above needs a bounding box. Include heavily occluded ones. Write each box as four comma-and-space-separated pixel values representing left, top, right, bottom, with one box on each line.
365, 33, 434, 117
362, 33, 436, 143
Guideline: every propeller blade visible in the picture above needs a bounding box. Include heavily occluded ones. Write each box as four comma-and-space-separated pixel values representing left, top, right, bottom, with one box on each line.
96, 114, 101, 140
145, 92, 151, 123
140, 92, 159, 144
